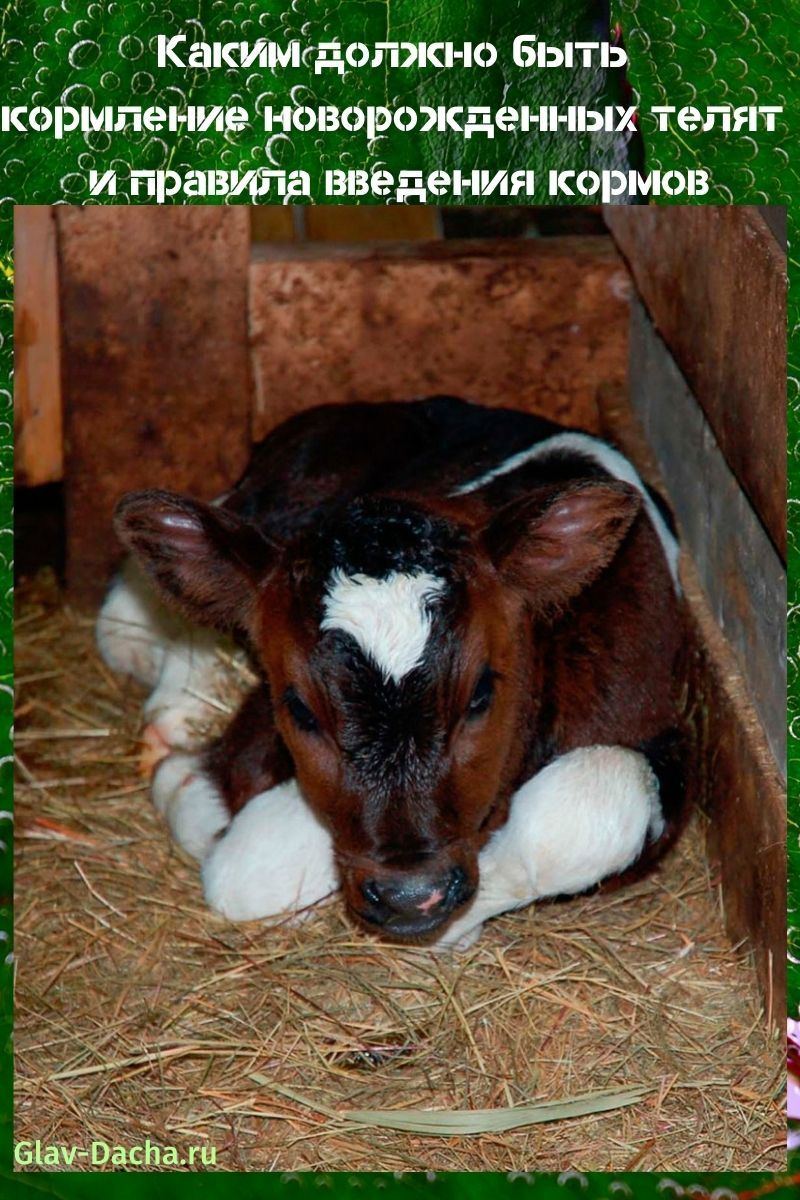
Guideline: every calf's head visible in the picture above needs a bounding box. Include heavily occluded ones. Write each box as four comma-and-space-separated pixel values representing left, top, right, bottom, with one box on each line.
115, 481, 640, 940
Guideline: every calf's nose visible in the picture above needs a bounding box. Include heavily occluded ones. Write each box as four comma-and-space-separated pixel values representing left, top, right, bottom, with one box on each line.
361, 866, 471, 922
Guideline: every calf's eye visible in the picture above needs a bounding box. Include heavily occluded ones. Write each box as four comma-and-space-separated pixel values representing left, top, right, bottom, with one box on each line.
466, 667, 495, 719
284, 687, 320, 734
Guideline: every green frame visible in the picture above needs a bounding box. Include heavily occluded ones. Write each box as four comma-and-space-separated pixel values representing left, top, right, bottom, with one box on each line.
1, 0, 796, 1194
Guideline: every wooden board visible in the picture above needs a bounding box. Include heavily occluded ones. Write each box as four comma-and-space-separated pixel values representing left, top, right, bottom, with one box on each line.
682, 562, 786, 1030
56, 207, 253, 606
249, 238, 630, 439
14, 206, 63, 486
599, 384, 786, 1028
628, 297, 785, 776
603, 205, 787, 559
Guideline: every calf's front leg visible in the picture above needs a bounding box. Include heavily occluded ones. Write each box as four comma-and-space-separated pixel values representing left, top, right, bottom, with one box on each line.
151, 683, 294, 858
151, 684, 339, 920
155, 739, 665, 938
433, 745, 665, 950
97, 558, 247, 768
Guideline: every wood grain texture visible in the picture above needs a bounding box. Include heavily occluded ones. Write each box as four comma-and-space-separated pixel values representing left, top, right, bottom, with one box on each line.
603, 205, 787, 559
627, 297, 785, 776
14, 206, 63, 486
599, 384, 786, 1029
682, 561, 786, 1030
57, 206, 253, 606
249, 238, 631, 439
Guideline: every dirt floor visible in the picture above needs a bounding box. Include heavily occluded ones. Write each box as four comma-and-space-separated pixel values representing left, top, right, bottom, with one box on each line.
14, 572, 784, 1172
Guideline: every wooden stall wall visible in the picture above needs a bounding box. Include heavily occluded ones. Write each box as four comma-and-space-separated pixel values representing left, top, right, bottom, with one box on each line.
14, 206, 62, 487
248, 239, 629, 439
55, 207, 254, 605
604, 205, 787, 1020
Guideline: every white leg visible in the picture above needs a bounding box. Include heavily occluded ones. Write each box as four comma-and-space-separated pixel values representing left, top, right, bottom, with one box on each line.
202, 781, 337, 922
151, 752, 231, 861
152, 742, 661, 936
143, 628, 240, 750
96, 558, 183, 686
434, 746, 664, 950
97, 558, 245, 753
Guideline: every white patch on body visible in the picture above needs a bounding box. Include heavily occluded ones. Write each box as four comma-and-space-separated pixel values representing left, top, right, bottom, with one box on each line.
320, 568, 446, 683
96, 558, 180, 686
434, 745, 664, 950
97, 558, 246, 750
453, 432, 680, 589
202, 781, 337, 922
143, 630, 235, 749
151, 752, 231, 861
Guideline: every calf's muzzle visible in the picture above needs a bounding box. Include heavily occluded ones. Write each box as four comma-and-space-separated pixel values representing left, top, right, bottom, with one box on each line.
357, 864, 474, 939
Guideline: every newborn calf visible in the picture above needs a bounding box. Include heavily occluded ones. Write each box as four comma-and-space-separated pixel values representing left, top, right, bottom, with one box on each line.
97, 395, 686, 944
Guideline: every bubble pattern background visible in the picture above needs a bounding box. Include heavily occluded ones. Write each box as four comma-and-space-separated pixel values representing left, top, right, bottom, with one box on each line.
0, 0, 798, 1195
0, 0, 630, 210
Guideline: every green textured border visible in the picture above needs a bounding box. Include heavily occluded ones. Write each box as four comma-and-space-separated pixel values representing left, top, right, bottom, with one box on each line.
1, 0, 797, 1194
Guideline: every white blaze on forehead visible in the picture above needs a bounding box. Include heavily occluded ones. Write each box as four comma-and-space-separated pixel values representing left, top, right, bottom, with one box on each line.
321, 569, 446, 683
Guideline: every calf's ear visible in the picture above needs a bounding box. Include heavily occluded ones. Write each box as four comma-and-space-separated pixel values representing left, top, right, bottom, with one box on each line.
484, 480, 641, 609
114, 489, 276, 632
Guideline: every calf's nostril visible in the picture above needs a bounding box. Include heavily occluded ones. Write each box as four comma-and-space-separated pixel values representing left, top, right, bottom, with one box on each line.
361, 879, 384, 908
446, 865, 470, 907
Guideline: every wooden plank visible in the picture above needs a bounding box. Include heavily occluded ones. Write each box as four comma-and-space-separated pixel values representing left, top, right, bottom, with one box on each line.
627, 297, 785, 775
13, 206, 63, 486
683, 562, 786, 1030
57, 207, 253, 607
603, 205, 786, 559
249, 238, 630, 439
304, 206, 441, 241
599, 384, 786, 1028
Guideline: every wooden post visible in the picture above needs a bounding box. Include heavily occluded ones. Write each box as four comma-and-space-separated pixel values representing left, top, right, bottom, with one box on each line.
14, 207, 63, 486
56, 207, 253, 607
599, 383, 786, 1027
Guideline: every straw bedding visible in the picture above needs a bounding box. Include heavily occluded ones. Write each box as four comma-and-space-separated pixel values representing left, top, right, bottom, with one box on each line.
14, 570, 783, 1172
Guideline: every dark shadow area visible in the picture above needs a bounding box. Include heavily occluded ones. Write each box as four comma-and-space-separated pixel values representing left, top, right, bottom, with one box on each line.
441, 206, 608, 239
15, 483, 65, 583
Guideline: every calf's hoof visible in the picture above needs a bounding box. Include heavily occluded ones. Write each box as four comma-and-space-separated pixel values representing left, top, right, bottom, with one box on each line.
140, 723, 173, 777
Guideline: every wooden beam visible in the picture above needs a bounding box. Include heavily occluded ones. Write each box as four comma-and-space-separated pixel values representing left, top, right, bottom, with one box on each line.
603, 205, 787, 559
14, 206, 63, 486
56, 207, 253, 607
249, 238, 631, 439
682, 559, 786, 1030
